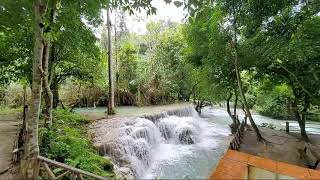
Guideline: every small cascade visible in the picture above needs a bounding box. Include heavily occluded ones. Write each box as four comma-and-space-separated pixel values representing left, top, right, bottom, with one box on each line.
142, 106, 197, 122
91, 106, 223, 179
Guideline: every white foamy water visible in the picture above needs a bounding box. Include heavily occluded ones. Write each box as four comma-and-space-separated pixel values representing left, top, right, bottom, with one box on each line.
92, 107, 232, 179
88, 105, 320, 179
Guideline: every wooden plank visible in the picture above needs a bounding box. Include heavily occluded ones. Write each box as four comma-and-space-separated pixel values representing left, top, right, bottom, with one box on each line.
78, 173, 84, 180
54, 170, 69, 180
37, 156, 108, 180
71, 172, 76, 180
43, 162, 56, 179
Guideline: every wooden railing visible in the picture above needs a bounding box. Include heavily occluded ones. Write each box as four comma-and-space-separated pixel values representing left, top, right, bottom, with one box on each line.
37, 156, 108, 180
229, 121, 245, 151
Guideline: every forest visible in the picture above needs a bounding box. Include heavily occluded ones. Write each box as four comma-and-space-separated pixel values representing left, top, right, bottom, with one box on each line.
0, 0, 320, 179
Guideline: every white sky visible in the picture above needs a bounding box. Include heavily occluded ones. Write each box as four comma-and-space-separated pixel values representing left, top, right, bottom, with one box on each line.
95, 1, 186, 38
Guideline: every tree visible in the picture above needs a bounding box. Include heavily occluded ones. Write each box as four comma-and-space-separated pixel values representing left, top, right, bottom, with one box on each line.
21, 0, 44, 178
15, 0, 159, 178
242, 0, 320, 141
116, 42, 138, 105
214, 0, 266, 140
114, 11, 129, 105
106, 7, 115, 115
230, 0, 263, 140
184, 7, 240, 128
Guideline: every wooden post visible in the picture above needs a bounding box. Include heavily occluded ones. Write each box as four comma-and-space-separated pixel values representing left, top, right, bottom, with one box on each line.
286, 121, 289, 133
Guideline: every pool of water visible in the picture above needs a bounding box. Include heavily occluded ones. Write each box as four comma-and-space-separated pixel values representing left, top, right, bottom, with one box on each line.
74, 103, 191, 119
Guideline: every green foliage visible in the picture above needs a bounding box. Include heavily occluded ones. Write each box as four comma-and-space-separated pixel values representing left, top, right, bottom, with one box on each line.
118, 42, 138, 93
39, 109, 115, 178
0, 83, 30, 108
0, 106, 22, 115
104, 21, 194, 106
148, 24, 192, 102
308, 106, 320, 122
184, 7, 236, 103
243, 1, 320, 125
255, 83, 293, 119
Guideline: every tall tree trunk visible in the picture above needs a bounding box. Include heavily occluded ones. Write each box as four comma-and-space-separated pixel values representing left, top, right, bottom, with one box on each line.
52, 84, 59, 108
114, 10, 120, 106
234, 93, 239, 124
241, 103, 248, 125
21, 0, 44, 178
226, 92, 237, 125
234, 49, 263, 141
42, 41, 53, 126
292, 96, 309, 141
301, 94, 310, 141
234, 92, 238, 116
23, 84, 27, 133
23, 84, 27, 107
232, 12, 263, 141
107, 7, 115, 115
42, 1, 57, 125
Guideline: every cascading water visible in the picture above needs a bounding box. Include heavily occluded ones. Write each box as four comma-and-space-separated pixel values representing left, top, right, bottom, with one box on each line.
91, 107, 231, 179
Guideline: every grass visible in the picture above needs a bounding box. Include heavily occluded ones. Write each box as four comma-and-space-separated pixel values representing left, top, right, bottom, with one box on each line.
0, 106, 22, 115
39, 109, 115, 178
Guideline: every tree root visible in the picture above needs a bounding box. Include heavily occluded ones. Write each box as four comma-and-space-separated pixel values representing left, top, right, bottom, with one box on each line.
0, 167, 10, 175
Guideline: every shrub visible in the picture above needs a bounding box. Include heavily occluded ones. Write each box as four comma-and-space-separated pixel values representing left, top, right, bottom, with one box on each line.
255, 84, 293, 119
2, 83, 31, 108
39, 109, 114, 178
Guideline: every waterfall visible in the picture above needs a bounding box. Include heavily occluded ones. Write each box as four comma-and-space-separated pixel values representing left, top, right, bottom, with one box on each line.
92, 106, 221, 179
142, 106, 197, 122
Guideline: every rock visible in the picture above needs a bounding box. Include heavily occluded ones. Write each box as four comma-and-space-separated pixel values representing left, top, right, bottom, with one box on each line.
179, 128, 194, 144
118, 167, 135, 180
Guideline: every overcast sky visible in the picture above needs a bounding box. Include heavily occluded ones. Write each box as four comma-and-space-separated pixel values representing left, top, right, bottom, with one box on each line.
95, 1, 186, 38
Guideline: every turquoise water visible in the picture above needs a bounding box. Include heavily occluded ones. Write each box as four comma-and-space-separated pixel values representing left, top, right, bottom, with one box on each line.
74, 103, 192, 117
78, 105, 320, 178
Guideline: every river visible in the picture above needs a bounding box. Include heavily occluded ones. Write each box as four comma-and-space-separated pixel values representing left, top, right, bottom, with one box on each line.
77, 104, 320, 179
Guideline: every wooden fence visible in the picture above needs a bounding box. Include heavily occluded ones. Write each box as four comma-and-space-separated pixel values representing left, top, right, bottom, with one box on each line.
37, 156, 108, 180
229, 121, 245, 151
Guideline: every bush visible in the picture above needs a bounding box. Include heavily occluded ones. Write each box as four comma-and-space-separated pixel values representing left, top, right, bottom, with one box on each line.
2, 82, 31, 108
255, 84, 293, 119
39, 109, 114, 178
308, 106, 320, 122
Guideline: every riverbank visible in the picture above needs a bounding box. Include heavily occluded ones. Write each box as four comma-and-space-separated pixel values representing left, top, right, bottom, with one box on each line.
239, 126, 320, 170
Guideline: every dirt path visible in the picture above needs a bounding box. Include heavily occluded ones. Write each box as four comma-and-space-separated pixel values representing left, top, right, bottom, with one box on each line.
240, 127, 320, 170
0, 111, 21, 179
